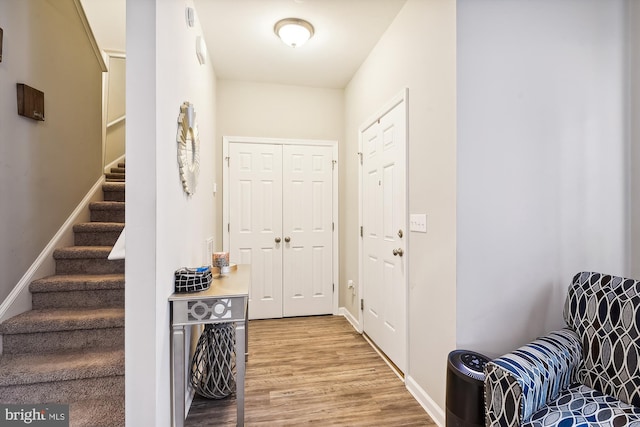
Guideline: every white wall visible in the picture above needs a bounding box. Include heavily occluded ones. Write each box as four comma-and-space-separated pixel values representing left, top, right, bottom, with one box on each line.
0, 0, 103, 305
215, 80, 343, 248
126, 0, 217, 424
344, 0, 456, 416
457, 0, 629, 358
630, 0, 640, 280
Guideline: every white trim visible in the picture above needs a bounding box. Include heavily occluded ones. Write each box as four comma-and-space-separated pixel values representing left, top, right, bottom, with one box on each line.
0, 176, 106, 324
107, 115, 126, 129
223, 135, 336, 148
223, 136, 340, 317
73, 0, 107, 72
339, 307, 362, 333
405, 375, 445, 427
341, 309, 441, 426
358, 87, 410, 373
332, 143, 339, 315
103, 49, 126, 60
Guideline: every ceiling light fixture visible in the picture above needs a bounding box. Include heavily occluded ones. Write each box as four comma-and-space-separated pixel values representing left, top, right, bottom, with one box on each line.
274, 18, 314, 48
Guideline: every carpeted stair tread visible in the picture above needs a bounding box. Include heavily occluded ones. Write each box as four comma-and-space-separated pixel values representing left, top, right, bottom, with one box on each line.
54, 246, 113, 259
73, 222, 124, 233
70, 397, 124, 427
30, 274, 124, 293
117, 162, 125, 168
101, 183, 125, 202
0, 347, 123, 387
89, 202, 125, 222
101, 182, 125, 192
89, 201, 124, 211
0, 308, 123, 334
109, 167, 126, 174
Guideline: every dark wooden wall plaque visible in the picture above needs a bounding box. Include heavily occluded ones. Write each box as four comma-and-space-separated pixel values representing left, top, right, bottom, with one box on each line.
17, 83, 45, 121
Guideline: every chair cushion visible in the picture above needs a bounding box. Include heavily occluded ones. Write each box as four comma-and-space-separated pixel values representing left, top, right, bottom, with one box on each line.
564, 272, 640, 406
523, 384, 640, 427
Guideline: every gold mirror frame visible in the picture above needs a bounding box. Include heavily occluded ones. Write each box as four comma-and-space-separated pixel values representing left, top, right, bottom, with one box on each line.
177, 102, 200, 195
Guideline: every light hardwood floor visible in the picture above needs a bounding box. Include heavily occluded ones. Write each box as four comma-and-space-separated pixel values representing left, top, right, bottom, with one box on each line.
185, 315, 435, 426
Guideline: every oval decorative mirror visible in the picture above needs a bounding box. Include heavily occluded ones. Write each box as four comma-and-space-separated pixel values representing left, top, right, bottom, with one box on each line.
176, 101, 200, 195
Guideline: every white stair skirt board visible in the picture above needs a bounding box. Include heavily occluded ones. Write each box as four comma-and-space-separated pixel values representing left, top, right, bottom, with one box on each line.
0, 176, 106, 323
108, 227, 125, 260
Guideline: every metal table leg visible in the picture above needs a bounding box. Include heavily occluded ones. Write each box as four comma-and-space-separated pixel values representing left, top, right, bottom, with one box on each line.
171, 325, 185, 427
235, 320, 245, 426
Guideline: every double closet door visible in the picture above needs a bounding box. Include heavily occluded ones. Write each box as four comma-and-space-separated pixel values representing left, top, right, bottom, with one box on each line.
226, 141, 335, 320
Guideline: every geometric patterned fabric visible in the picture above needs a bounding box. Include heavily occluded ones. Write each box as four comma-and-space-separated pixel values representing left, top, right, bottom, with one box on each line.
485, 272, 640, 426
523, 384, 640, 427
484, 329, 583, 426
564, 272, 640, 407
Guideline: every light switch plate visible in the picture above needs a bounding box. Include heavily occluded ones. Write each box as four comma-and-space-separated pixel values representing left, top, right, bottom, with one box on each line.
410, 214, 427, 233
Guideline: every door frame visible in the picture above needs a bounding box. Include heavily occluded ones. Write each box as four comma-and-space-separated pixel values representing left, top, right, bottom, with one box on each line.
357, 88, 409, 371
223, 136, 340, 316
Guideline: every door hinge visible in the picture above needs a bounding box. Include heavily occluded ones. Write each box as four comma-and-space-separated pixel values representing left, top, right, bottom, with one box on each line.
225, 156, 230, 166
332, 283, 335, 292
332, 222, 335, 232
360, 226, 363, 237
228, 223, 230, 232
358, 152, 363, 165
360, 298, 364, 311
332, 159, 337, 170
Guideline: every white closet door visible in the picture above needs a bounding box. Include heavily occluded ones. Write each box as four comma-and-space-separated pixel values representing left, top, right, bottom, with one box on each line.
282, 145, 334, 317
229, 143, 283, 320
361, 99, 407, 373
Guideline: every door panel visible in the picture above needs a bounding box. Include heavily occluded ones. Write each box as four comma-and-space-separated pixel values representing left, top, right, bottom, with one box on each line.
282, 145, 333, 317
229, 143, 283, 320
362, 100, 407, 373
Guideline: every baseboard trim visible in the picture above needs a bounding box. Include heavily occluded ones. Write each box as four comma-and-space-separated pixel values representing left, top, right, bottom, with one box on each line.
339, 309, 444, 426
405, 375, 445, 427
339, 307, 362, 333
0, 176, 106, 324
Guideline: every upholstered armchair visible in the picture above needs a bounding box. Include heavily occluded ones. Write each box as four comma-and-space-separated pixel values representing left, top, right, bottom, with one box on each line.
484, 272, 640, 426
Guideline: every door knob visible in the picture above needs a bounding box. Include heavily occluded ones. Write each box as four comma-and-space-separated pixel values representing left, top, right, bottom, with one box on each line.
284, 236, 291, 243
275, 237, 281, 243
392, 248, 404, 257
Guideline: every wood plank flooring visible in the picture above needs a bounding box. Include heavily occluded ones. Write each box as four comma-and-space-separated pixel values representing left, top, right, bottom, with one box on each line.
185, 315, 435, 426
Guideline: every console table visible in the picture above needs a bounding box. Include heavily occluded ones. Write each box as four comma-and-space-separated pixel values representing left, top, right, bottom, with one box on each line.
169, 264, 249, 427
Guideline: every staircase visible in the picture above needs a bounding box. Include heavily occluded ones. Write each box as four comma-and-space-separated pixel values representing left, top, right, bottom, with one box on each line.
0, 163, 126, 427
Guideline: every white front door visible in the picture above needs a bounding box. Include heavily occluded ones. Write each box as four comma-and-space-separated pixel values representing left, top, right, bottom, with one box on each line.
361, 96, 407, 373
229, 143, 283, 320
282, 145, 334, 317
228, 141, 335, 320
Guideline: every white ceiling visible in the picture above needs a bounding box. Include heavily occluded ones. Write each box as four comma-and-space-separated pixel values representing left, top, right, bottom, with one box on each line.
193, 0, 406, 89
81, 0, 406, 89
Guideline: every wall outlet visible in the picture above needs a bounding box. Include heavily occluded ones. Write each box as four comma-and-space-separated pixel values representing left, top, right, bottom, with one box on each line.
410, 213, 427, 233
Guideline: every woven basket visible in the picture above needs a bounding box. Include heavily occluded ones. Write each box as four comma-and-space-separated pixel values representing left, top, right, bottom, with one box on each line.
190, 323, 236, 399
174, 267, 212, 293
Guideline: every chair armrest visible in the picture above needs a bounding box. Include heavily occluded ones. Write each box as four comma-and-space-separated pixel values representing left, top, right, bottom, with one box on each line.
484, 328, 582, 426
